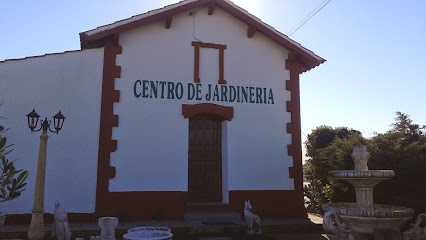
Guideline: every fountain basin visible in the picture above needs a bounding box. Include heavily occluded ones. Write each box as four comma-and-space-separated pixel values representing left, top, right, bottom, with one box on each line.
323, 203, 414, 234
333, 170, 395, 188
123, 230, 173, 240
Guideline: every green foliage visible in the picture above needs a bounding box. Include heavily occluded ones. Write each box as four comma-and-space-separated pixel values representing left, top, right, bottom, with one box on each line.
0, 134, 28, 203
304, 113, 426, 215
369, 113, 426, 213
304, 126, 365, 214
0, 108, 29, 203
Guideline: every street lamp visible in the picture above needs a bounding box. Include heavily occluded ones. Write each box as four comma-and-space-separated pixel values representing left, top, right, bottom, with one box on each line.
26, 109, 65, 240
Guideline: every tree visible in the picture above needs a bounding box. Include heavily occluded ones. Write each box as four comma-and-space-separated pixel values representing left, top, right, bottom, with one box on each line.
369, 113, 426, 213
304, 126, 365, 214
391, 112, 425, 144
304, 112, 426, 215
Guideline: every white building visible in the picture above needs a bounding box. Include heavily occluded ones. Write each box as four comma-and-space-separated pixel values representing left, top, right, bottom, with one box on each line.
0, 0, 324, 223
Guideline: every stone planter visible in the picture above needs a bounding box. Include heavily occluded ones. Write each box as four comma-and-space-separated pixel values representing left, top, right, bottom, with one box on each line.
128, 227, 171, 233
123, 231, 173, 240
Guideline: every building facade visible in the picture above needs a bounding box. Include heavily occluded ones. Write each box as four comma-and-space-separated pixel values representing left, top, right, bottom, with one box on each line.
0, 0, 324, 223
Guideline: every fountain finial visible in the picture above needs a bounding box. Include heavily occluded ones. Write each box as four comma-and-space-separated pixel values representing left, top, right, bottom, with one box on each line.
352, 145, 369, 171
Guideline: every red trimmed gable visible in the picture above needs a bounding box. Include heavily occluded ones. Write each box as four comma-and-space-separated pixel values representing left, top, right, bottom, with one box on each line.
79, 0, 325, 73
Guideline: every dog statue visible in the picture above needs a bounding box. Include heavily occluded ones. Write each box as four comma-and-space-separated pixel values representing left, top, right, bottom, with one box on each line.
244, 200, 262, 234
52, 201, 71, 240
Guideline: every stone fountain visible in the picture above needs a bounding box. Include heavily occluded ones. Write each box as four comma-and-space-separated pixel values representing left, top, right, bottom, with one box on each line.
322, 145, 414, 240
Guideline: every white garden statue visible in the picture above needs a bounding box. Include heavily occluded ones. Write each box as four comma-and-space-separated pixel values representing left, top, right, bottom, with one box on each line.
323, 210, 356, 240
244, 200, 262, 235
403, 213, 426, 240
52, 201, 71, 240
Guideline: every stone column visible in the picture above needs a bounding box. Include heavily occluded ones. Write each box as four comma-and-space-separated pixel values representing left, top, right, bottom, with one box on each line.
355, 187, 375, 209
28, 131, 48, 240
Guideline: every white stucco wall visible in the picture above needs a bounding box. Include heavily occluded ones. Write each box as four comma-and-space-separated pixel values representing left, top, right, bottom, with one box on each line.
0, 49, 104, 214
111, 7, 294, 193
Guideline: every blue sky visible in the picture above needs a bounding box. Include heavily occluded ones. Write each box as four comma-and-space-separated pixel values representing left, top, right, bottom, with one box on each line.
1, 0, 425, 156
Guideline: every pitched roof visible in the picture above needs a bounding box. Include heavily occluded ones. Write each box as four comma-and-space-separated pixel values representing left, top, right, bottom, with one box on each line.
79, 0, 325, 72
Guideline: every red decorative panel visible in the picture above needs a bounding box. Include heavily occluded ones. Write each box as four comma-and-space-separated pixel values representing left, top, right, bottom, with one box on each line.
182, 103, 233, 121
192, 42, 227, 84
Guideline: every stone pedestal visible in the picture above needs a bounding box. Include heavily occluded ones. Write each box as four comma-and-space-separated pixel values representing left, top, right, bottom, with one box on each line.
355, 187, 374, 209
98, 217, 118, 240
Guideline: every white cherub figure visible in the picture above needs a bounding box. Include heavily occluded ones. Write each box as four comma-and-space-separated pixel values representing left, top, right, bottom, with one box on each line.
244, 200, 262, 234
52, 201, 71, 240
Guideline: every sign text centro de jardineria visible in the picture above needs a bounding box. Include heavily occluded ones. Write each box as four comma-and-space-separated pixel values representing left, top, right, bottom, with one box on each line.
133, 80, 275, 104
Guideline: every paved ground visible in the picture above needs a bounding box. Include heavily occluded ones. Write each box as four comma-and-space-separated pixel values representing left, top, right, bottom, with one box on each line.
181, 233, 329, 239
0, 233, 329, 240
1, 214, 326, 240
268, 233, 329, 240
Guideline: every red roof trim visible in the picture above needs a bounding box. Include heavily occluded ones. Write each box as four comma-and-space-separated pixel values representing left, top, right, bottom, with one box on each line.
0, 50, 84, 63
80, 0, 325, 71
215, 0, 322, 72
85, 0, 211, 43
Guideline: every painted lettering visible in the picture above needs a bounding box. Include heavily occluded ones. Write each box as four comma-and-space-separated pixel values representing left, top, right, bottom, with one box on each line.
229, 86, 236, 102
142, 80, 149, 98
134, 80, 141, 98
206, 84, 212, 101
187, 83, 195, 100
263, 88, 267, 104
241, 87, 248, 103
167, 82, 175, 99
237, 86, 240, 102
249, 87, 255, 103
196, 84, 202, 100
133, 80, 275, 105
268, 89, 274, 104
150, 81, 158, 98
175, 82, 183, 99
212, 85, 219, 101
159, 81, 167, 99
256, 87, 262, 104
221, 85, 227, 102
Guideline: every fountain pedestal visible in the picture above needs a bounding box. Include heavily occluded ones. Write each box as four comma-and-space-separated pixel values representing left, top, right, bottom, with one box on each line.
322, 146, 414, 240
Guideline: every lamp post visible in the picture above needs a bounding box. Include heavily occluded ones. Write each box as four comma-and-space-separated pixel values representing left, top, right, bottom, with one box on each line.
26, 109, 65, 240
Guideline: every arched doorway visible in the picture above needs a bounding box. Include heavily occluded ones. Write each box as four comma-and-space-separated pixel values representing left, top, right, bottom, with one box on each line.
188, 114, 222, 202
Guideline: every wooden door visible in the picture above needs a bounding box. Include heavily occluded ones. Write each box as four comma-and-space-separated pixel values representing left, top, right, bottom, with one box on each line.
188, 115, 222, 202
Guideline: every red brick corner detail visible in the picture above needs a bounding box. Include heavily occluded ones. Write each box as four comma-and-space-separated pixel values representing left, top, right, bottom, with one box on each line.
96, 34, 122, 215
285, 52, 306, 215
182, 103, 233, 121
